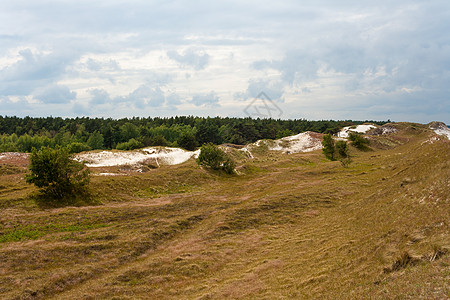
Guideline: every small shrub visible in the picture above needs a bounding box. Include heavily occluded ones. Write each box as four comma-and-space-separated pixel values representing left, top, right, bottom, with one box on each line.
384, 251, 419, 273
348, 132, 370, 150
322, 134, 336, 161
196, 143, 235, 174
68, 142, 91, 153
25, 146, 90, 200
335, 140, 351, 167
116, 138, 143, 150
222, 158, 236, 174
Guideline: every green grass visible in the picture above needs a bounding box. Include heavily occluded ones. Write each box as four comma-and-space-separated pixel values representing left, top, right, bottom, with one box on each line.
0, 123, 448, 299
0, 223, 109, 243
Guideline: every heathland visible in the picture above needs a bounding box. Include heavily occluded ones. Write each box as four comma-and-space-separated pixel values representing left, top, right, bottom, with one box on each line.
0, 121, 449, 299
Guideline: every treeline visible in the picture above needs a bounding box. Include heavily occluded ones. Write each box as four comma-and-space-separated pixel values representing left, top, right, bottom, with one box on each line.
0, 116, 388, 153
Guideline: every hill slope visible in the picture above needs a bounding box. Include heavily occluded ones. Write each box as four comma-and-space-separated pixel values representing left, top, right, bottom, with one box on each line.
0, 122, 448, 299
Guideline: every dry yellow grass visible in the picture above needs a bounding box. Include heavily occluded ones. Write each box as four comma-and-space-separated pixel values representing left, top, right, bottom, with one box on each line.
0, 123, 449, 299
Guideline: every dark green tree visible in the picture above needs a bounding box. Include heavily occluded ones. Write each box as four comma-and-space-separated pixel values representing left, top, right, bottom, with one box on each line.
322, 134, 336, 161
68, 142, 91, 153
178, 132, 197, 151
196, 143, 235, 174
335, 140, 351, 167
195, 119, 222, 145
116, 138, 143, 150
25, 146, 90, 200
87, 131, 104, 149
120, 122, 139, 142
151, 135, 168, 146
348, 132, 370, 150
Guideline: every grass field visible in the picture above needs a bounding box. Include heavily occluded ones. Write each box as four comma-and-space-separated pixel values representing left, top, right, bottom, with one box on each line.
0, 123, 449, 299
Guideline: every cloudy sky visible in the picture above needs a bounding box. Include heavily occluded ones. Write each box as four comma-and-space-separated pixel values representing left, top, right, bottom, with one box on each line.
0, 0, 449, 123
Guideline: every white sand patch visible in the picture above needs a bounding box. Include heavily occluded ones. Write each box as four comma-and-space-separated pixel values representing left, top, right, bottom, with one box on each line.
434, 128, 450, 139
367, 124, 398, 136
76, 147, 199, 168
421, 136, 440, 145
337, 124, 377, 138
429, 122, 450, 139
0, 152, 29, 160
379, 126, 397, 135
95, 173, 124, 176
142, 147, 200, 165
245, 131, 323, 154
240, 147, 254, 159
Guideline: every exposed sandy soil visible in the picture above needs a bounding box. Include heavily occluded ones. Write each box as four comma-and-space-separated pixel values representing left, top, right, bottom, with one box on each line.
429, 122, 450, 139
76, 147, 201, 168
0, 152, 29, 167
0, 123, 449, 299
337, 124, 378, 138
244, 131, 323, 155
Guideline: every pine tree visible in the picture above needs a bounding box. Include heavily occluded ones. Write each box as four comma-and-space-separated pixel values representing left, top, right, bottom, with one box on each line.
322, 134, 336, 161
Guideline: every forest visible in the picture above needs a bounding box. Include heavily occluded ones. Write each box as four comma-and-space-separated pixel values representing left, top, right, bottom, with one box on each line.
0, 116, 388, 153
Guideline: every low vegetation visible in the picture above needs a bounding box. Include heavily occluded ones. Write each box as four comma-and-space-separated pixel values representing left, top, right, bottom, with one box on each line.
25, 146, 90, 201
196, 143, 236, 174
0, 121, 448, 299
322, 134, 351, 167
322, 133, 335, 160
0, 116, 387, 153
349, 132, 371, 150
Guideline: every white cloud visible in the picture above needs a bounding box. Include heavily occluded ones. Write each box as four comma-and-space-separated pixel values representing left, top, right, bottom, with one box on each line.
167, 48, 210, 70
34, 84, 76, 104
191, 92, 220, 107
0, 1, 448, 123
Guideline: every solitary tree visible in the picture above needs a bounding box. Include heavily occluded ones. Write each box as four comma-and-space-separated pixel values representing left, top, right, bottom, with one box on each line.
322, 135, 352, 167
26, 146, 90, 200
196, 143, 235, 174
335, 140, 351, 167
322, 134, 336, 161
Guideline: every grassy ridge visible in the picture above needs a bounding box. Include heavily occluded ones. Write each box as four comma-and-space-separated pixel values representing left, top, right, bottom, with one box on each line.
0, 122, 448, 299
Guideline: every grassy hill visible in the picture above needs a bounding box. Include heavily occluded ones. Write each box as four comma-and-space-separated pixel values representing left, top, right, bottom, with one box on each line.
0, 122, 448, 299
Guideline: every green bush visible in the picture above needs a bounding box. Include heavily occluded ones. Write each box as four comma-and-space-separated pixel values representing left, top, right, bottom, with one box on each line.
25, 146, 90, 200
116, 138, 143, 150
348, 132, 370, 150
335, 140, 348, 158
151, 135, 168, 147
322, 136, 352, 167
222, 158, 236, 174
68, 142, 91, 153
196, 143, 235, 174
335, 140, 351, 167
178, 132, 197, 151
322, 134, 336, 161
87, 131, 104, 149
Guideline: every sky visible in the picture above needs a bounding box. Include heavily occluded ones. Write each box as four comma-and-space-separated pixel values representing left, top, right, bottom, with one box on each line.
0, 0, 449, 123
